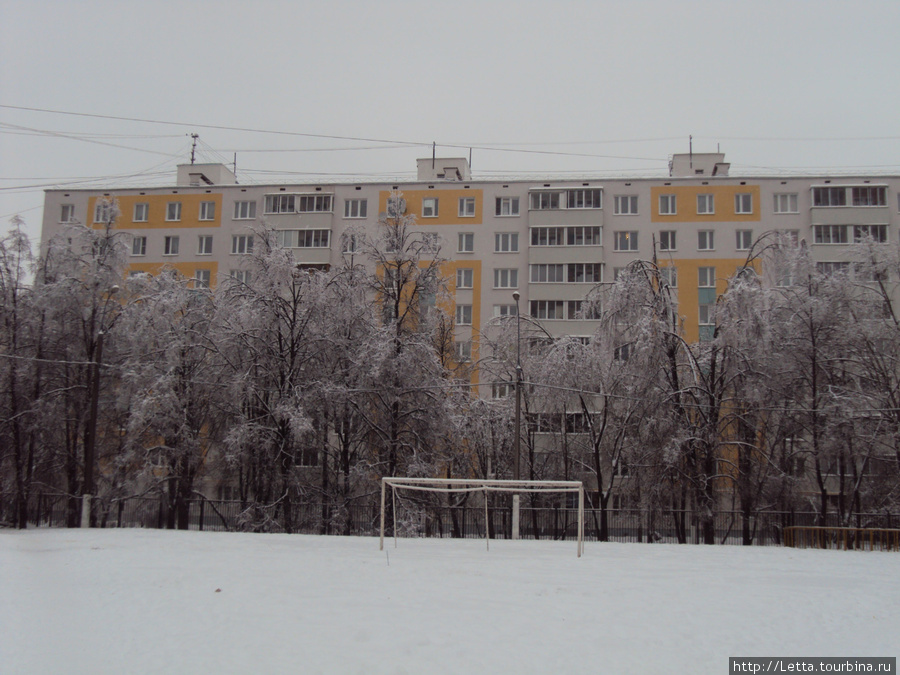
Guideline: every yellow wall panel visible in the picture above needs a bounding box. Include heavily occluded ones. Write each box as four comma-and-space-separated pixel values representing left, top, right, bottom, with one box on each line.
378, 189, 483, 226
651, 185, 761, 223
670, 257, 757, 343
127, 261, 220, 287
89, 193, 223, 230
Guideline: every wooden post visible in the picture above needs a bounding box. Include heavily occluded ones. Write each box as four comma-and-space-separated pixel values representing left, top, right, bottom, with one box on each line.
379, 479, 386, 551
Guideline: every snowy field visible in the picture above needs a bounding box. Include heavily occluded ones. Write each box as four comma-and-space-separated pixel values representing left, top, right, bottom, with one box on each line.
2, 529, 897, 675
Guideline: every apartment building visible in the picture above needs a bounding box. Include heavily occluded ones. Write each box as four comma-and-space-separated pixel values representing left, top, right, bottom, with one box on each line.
41, 152, 900, 350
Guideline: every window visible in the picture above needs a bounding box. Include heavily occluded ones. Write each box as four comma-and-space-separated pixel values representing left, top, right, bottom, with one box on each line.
298, 195, 333, 213
699, 304, 715, 325
385, 196, 406, 218
736, 230, 753, 250
813, 225, 849, 244
614, 195, 638, 215
421, 232, 440, 252
232, 235, 253, 254
164, 236, 180, 256
265, 194, 296, 214
342, 232, 361, 253
494, 304, 517, 317
567, 188, 602, 209
422, 198, 439, 218
774, 193, 798, 213
458, 197, 475, 217
60, 204, 76, 223
343, 199, 367, 219
456, 268, 474, 289
852, 187, 886, 207
493, 268, 518, 288
734, 193, 753, 214
198, 235, 213, 255
698, 230, 715, 251
614, 344, 632, 362
234, 200, 257, 220
567, 300, 583, 319
659, 230, 676, 251
133, 203, 149, 222
777, 230, 800, 247
495, 232, 519, 252
278, 230, 331, 248
698, 267, 716, 287
458, 232, 474, 252
199, 201, 215, 221
195, 269, 211, 289
455, 341, 472, 362
455, 304, 473, 325
775, 268, 796, 288
230, 269, 250, 284
817, 261, 850, 277
529, 300, 565, 320
495, 197, 519, 216
131, 236, 146, 256
697, 194, 714, 214
614, 231, 638, 251
567, 226, 601, 246
166, 202, 182, 222
530, 191, 561, 210
852, 262, 885, 283
94, 201, 114, 223
567, 263, 602, 283
659, 265, 677, 287
853, 224, 887, 243
530, 264, 565, 283
812, 187, 847, 207
659, 194, 677, 215
301, 230, 330, 248
492, 382, 511, 399
530, 227, 565, 246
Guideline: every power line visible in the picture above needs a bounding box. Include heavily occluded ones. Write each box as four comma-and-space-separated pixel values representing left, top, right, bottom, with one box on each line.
0, 103, 430, 148
0, 121, 184, 158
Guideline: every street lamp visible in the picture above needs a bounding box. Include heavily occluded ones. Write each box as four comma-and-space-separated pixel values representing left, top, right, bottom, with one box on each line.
81, 284, 119, 528
512, 290, 522, 540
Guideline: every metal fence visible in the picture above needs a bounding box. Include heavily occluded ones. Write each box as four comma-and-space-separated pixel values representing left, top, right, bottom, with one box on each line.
4, 492, 898, 546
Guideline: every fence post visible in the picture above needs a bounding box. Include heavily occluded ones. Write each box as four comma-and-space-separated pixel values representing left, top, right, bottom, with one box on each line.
199, 499, 205, 532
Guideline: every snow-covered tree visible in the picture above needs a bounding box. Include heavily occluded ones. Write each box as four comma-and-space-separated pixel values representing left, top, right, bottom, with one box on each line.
116, 270, 225, 529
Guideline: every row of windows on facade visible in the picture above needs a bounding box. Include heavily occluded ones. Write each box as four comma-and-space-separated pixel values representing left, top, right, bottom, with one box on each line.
457, 259, 871, 305
131, 234, 256, 257
129, 222, 890, 262
454, 264, 604, 290
453, 300, 601, 326
62, 186, 897, 226
128, 268, 251, 289
546, 187, 892, 215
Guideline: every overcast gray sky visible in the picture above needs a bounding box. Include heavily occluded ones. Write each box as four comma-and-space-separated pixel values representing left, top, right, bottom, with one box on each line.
2, 0, 899, 244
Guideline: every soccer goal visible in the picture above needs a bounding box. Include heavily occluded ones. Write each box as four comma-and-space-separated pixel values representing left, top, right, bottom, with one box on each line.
379, 477, 585, 557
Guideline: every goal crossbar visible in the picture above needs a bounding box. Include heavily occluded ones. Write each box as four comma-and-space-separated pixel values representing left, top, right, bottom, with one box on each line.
379, 478, 585, 557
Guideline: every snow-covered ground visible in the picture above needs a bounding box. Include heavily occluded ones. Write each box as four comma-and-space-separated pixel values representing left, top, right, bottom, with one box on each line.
2, 529, 897, 674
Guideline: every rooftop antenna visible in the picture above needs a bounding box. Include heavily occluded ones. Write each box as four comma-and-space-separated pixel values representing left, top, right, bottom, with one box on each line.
469, 147, 472, 170
233, 153, 237, 181
190, 133, 199, 165
689, 134, 693, 169
432, 141, 435, 170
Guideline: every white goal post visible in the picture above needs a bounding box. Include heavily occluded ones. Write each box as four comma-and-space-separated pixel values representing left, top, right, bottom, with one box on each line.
379, 477, 585, 557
